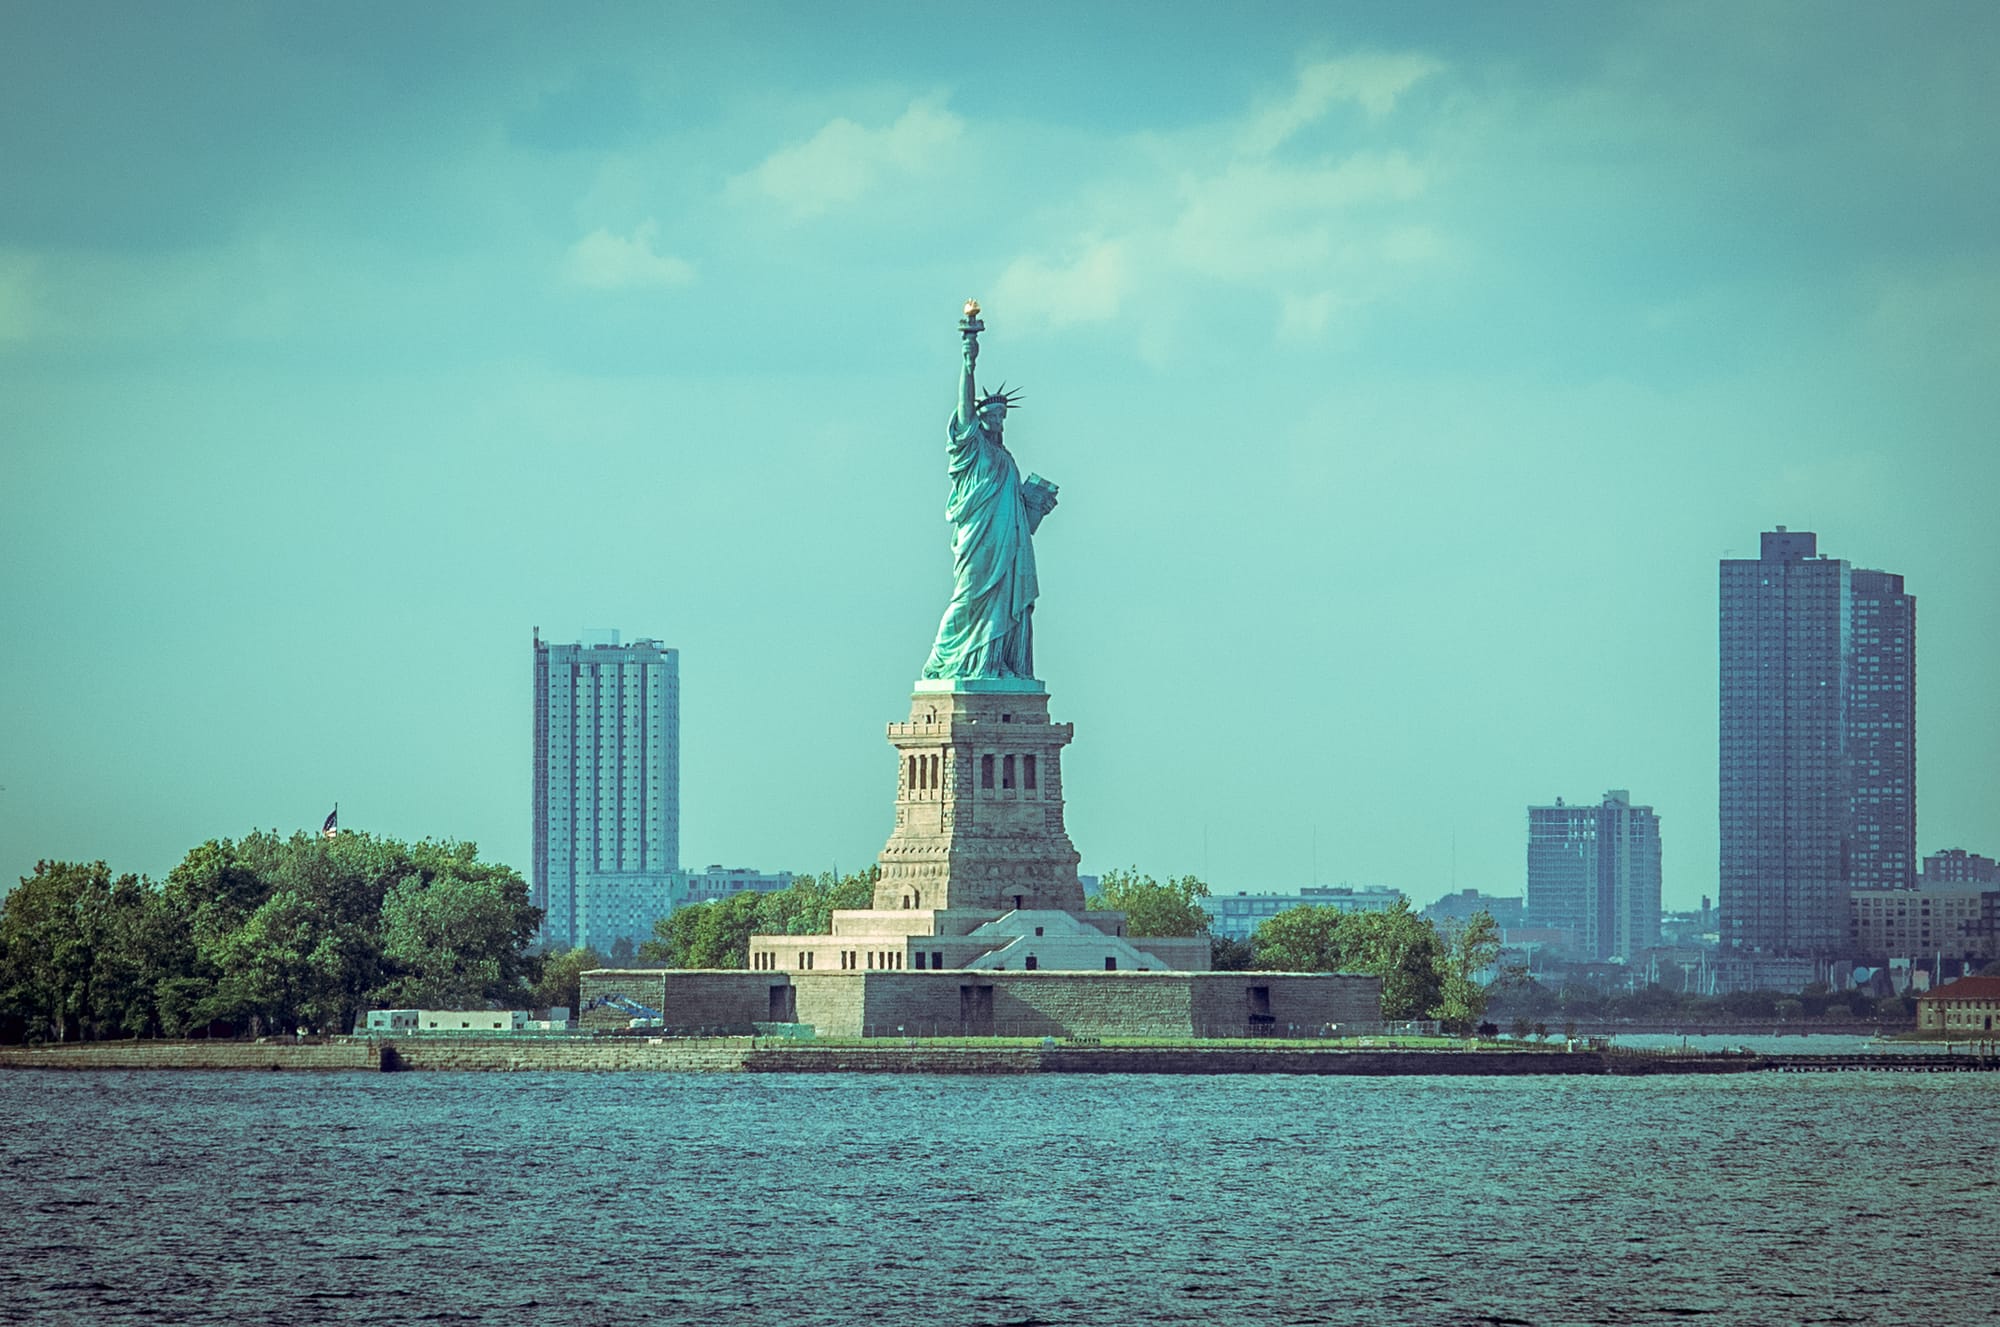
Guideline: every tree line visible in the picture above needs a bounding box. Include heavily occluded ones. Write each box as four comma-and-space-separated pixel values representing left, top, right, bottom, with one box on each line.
5, 847, 1504, 1042
0, 832, 563, 1042
1086, 868, 1502, 1031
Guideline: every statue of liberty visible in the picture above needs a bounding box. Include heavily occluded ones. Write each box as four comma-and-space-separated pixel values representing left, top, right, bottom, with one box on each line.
923, 301, 1059, 681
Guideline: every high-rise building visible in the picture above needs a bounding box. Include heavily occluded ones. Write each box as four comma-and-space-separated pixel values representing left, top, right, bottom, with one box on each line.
1526, 790, 1662, 961
532, 629, 679, 952
1719, 529, 1916, 961
1846, 569, 1917, 890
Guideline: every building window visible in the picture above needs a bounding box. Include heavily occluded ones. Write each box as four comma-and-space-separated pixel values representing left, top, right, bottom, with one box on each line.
1105, 957, 1117, 970
982, 755, 995, 789
915, 952, 926, 969
1025, 955, 1038, 970
1024, 755, 1037, 790
933, 951, 944, 969
1003, 755, 1016, 789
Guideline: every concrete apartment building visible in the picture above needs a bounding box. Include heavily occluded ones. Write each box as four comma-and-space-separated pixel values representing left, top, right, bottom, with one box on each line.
1526, 791, 1662, 961
1719, 529, 1915, 966
1849, 887, 1998, 967
532, 629, 680, 952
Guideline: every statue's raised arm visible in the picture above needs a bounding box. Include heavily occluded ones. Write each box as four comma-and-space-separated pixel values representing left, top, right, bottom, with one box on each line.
957, 298, 982, 427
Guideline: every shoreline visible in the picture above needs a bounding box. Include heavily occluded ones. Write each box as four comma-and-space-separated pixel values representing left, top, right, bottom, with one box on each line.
3, 1038, 1994, 1076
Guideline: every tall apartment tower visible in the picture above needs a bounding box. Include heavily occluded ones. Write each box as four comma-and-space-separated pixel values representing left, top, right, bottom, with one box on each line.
1526, 790, 1662, 961
1718, 530, 1915, 960
532, 629, 680, 952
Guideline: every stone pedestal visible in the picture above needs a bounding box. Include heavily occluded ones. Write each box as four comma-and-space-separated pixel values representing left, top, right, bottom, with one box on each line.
873, 678, 1085, 914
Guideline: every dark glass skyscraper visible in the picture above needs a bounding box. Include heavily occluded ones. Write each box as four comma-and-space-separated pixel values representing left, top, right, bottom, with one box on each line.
1719, 530, 1914, 960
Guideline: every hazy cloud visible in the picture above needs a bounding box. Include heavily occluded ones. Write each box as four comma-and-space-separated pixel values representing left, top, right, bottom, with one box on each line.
733, 97, 963, 219
993, 62, 1445, 341
991, 240, 1131, 329
563, 220, 695, 290
1239, 54, 1444, 155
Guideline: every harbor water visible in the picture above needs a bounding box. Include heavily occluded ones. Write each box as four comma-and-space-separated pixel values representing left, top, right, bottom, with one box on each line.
3, 1070, 1994, 1325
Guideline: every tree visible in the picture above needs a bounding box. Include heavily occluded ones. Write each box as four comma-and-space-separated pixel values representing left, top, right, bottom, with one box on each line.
0, 862, 153, 1042
161, 830, 536, 1034
1434, 912, 1501, 1034
1251, 906, 1348, 972
1209, 936, 1256, 971
531, 946, 606, 1017
637, 868, 882, 969
1086, 868, 1212, 937
375, 862, 540, 1011
1342, 901, 1444, 1021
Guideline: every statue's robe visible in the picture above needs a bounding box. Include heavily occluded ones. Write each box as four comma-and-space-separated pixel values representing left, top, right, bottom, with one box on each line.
923, 410, 1038, 679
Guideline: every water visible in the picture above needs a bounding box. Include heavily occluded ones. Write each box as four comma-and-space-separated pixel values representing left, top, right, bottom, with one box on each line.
3, 1070, 1996, 1326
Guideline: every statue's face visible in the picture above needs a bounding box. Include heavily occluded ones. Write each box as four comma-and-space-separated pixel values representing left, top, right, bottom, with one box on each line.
979, 402, 1006, 432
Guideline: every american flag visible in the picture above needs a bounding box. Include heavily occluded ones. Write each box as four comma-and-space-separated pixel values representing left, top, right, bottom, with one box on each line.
321, 806, 338, 840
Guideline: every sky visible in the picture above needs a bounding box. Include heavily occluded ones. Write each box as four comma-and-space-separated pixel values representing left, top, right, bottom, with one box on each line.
3, 2, 1996, 912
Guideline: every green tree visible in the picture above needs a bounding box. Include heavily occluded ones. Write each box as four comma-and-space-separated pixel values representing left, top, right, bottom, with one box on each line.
1209, 936, 1256, 971
162, 830, 535, 1034
1086, 868, 1213, 937
0, 861, 153, 1041
1342, 901, 1445, 1020
1251, 905, 1348, 972
375, 863, 540, 1010
531, 946, 607, 1016
637, 868, 881, 969
1434, 911, 1501, 1034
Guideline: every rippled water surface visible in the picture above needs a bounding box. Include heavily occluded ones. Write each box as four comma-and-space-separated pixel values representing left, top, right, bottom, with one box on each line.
3, 1070, 1996, 1326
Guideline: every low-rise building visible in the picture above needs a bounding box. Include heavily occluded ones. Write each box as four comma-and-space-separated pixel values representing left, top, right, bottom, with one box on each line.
1209, 885, 1406, 941
1916, 975, 2000, 1035
416, 1010, 527, 1033
1923, 849, 1999, 885
1422, 890, 1524, 930
677, 865, 792, 905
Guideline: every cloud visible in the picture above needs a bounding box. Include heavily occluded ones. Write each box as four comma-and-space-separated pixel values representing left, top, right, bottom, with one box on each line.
991, 240, 1132, 329
990, 61, 1448, 343
1239, 54, 1444, 155
563, 220, 695, 290
733, 97, 963, 219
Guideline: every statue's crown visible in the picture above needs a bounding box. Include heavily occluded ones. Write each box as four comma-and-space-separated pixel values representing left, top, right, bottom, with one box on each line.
978, 383, 1023, 412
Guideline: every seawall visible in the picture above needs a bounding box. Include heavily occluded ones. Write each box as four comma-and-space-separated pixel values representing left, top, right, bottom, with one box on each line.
0, 1041, 380, 1071
0, 1039, 1766, 1075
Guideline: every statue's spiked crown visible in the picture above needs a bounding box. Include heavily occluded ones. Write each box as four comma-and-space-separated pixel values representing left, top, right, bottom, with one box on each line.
978, 383, 1023, 413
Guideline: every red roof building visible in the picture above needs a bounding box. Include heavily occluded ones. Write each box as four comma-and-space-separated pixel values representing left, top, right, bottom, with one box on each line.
1915, 975, 2000, 1035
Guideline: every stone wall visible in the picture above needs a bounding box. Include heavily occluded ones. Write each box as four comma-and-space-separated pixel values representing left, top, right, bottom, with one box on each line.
0, 1041, 378, 1071
581, 968, 1383, 1038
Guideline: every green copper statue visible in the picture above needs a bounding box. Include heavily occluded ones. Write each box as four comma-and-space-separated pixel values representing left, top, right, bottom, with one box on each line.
923, 300, 1059, 681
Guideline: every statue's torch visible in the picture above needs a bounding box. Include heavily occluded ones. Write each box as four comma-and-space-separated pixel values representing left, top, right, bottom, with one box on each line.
960, 298, 984, 364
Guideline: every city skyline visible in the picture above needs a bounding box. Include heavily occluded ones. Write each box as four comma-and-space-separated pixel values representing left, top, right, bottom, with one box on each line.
4, 5, 1998, 911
